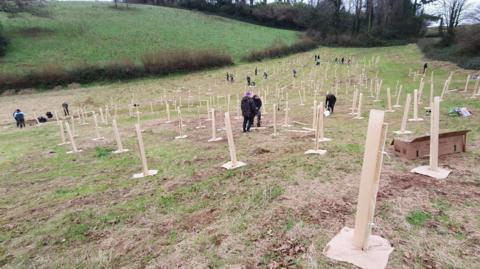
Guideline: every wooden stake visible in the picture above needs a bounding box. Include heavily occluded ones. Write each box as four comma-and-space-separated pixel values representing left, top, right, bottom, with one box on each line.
58, 120, 69, 146
99, 107, 106, 124
393, 85, 402, 108
394, 93, 412, 135
273, 103, 278, 137
314, 103, 331, 142
411, 97, 451, 179
409, 89, 423, 122
92, 113, 104, 140
208, 109, 222, 142
462, 75, 469, 93
386, 88, 394, 112
133, 124, 158, 178
354, 93, 364, 119
305, 103, 327, 155
222, 112, 246, 170
175, 107, 187, 139
282, 101, 291, 127
166, 103, 171, 123
112, 119, 128, 154
350, 88, 358, 115
65, 122, 81, 154
353, 110, 387, 250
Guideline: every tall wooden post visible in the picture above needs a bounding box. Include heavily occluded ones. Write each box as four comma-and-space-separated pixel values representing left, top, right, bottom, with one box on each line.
208, 109, 222, 142
222, 112, 246, 170
112, 119, 128, 154
417, 78, 424, 104
105, 105, 110, 125
350, 88, 358, 115
315, 102, 331, 142
386, 88, 394, 112
99, 108, 106, 124
393, 85, 402, 108
411, 97, 451, 179
354, 93, 364, 119
92, 113, 104, 140
58, 120, 69, 146
166, 103, 171, 123
394, 93, 412, 135
273, 104, 278, 137
70, 115, 77, 137
305, 103, 327, 155
461, 75, 469, 92
324, 110, 392, 269
409, 89, 423, 121
175, 107, 187, 139
65, 122, 81, 154
133, 124, 158, 178
282, 101, 291, 127
353, 110, 387, 250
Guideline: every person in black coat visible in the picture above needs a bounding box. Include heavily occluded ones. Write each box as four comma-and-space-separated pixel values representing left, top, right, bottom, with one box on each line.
325, 93, 336, 113
62, 102, 70, 116
253, 94, 262, 127
241, 92, 256, 132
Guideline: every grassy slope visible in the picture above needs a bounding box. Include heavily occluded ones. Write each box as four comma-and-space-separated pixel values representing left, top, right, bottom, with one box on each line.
0, 2, 298, 74
0, 44, 479, 268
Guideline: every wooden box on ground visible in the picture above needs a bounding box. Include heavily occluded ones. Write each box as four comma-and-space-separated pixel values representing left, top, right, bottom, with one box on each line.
392, 130, 469, 159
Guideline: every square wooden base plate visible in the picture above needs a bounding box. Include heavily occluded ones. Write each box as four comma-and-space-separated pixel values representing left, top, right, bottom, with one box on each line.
312, 137, 332, 142
222, 161, 246, 170
208, 137, 223, 142
175, 135, 188, 139
66, 149, 83, 154
113, 149, 129, 154
323, 227, 393, 269
411, 165, 451, 179
133, 169, 158, 179
393, 130, 412, 135
304, 149, 327, 155
408, 118, 424, 122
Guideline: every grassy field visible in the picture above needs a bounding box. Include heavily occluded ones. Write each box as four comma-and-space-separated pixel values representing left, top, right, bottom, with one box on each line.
0, 2, 298, 74
0, 44, 479, 268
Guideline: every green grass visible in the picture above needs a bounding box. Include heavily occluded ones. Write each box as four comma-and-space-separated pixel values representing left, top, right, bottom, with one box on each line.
406, 210, 432, 227
0, 2, 298, 74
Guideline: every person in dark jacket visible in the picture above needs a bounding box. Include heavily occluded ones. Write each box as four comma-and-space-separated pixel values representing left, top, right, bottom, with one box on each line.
62, 102, 70, 116
253, 94, 262, 127
241, 92, 256, 132
293, 69, 297, 78
325, 94, 337, 113
263, 72, 268, 79
255, 67, 258, 76
13, 109, 25, 128
246, 76, 251, 86
423, 62, 428, 74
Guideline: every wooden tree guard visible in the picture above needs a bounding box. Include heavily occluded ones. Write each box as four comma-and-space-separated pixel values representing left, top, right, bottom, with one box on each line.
373, 80, 382, 102
475, 79, 480, 96
324, 110, 393, 269
282, 100, 292, 127
104, 105, 110, 123
313, 103, 331, 142
408, 89, 423, 122
426, 72, 434, 110
385, 88, 394, 112
33, 112, 40, 125
70, 115, 78, 137
411, 97, 451, 179
80, 108, 88, 125
166, 103, 171, 123
303, 100, 317, 131
133, 124, 158, 178
350, 89, 358, 115
175, 107, 188, 139
112, 119, 128, 154
222, 112, 246, 170
354, 93, 364, 119
461, 75, 469, 92
195, 106, 206, 129
417, 78, 424, 104
54, 110, 60, 123
58, 120, 69, 146
298, 89, 305, 106
65, 122, 82, 154
92, 113, 104, 141
393, 85, 402, 108
273, 104, 278, 137
99, 108, 106, 124
208, 109, 222, 142
394, 93, 412, 135
150, 102, 154, 113
305, 103, 327, 155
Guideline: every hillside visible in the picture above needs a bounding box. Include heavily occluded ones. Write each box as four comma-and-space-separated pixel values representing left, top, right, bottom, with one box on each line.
0, 2, 299, 74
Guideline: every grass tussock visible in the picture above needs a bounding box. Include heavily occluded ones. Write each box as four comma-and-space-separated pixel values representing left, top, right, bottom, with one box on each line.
244, 38, 317, 62
0, 50, 233, 92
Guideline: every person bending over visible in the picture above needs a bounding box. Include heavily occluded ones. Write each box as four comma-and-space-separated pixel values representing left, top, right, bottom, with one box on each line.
325, 93, 336, 113
253, 94, 262, 127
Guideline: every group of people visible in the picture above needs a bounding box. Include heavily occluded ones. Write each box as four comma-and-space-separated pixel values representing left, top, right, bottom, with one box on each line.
225, 72, 235, 82
11, 102, 69, 129
334, 57, 351, 65
314, 54, 321, 65
240, 92, 262, 132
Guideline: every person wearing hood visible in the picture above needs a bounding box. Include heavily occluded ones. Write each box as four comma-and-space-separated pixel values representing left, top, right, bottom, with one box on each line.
253, 94, 262, 127
241, 92, 256, 132
13, 109, 25, 128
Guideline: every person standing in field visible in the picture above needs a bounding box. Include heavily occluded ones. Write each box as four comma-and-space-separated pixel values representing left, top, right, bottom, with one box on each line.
325, 93, 336, 114
263, 72, 268, 80
255, 67, 258, 76
253, 94, 262, 127
246, 76, 251, 86
293, 69, 297, 78
62, 102, 70, 116
241, 92, 255, 133
13, 109, 25, 128
423, 63, 428, 74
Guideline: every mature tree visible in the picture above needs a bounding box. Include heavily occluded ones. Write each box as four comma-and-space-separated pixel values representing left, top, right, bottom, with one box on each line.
437, 0, 469, 43
0, 0, 46, 16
